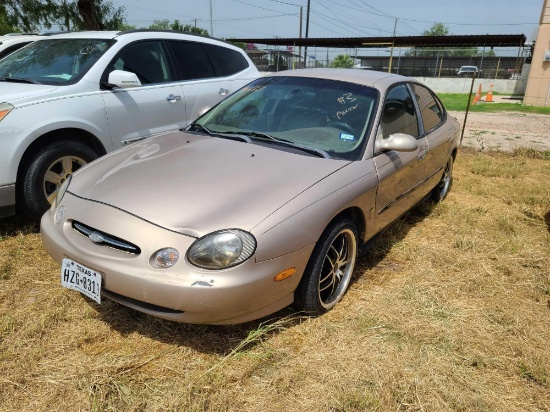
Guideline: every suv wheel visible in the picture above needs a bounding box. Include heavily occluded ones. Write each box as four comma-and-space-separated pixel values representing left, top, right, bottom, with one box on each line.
20, 141, 97, 218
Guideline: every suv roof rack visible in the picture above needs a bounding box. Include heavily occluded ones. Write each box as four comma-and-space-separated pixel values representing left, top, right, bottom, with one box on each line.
115, 29, 228, 44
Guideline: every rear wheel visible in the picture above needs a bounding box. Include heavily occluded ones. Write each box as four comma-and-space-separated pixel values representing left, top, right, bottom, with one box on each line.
431, 157, 453, 202
20, 140, 97, 218
295, 218, 358, 315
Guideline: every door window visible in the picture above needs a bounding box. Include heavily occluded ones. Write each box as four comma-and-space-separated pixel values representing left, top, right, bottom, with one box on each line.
379, 84, 419, 139
168, 41, 216, 80
204, 44, 249, 76
409, 83, 444, 133
110, 41, 171, 84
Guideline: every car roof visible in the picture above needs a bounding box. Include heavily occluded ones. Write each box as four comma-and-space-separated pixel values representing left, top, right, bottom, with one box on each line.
269, 68, 410, 89
0, 34, 44, 44
29, 30, 242, 50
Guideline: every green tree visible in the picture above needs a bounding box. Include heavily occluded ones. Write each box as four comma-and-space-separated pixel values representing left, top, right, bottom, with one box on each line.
182, 23, 208, 36
331, 54, 354, 68
72, 0, 126, 30
0, 5, 20, 34
148, 19, 209, 35
422, 22, 449, 36
228, 38, 247, 50
4, 0, 126, 32
118, 23, 136, 31
406, 22, 478, 57
4, 0, 53, 32
148, 19, 170, 30
170, 19, 184, 31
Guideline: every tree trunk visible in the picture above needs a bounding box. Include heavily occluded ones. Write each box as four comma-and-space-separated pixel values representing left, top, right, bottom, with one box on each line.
77, 0, 102, 30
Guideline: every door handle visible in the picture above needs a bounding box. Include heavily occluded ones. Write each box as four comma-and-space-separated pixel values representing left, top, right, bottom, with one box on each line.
166, 94, 181, 102
418, 149, 427, 161
219, 88, 229, 96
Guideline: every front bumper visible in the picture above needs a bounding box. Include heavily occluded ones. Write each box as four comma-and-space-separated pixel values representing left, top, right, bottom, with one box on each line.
40, 194, 314, 324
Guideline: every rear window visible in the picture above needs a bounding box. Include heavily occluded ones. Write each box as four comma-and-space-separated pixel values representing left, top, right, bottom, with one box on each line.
204, 44, 249, 77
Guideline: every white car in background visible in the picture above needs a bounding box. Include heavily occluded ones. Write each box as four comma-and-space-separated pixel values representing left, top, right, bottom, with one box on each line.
0, 34, 45, 60
0, 30, 260, 218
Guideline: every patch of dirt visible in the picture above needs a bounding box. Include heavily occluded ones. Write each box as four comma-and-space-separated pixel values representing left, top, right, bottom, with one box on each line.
452, 111, 550, 152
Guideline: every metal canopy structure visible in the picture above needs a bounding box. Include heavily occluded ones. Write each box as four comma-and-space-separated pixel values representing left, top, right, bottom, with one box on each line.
230, 34, 527, 49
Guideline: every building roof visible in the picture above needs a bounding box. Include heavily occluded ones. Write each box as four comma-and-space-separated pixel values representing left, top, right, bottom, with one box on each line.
231, 34, 527, 49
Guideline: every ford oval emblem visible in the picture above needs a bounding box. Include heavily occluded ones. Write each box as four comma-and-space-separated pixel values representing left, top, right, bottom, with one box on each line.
89, 232, 105, 244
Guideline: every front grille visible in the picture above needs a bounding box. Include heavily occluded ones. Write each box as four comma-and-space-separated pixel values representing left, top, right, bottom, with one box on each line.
72, 221, 141, 255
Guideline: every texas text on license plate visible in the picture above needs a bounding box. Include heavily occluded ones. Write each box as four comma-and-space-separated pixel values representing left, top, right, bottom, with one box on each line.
61, 258, 102, 304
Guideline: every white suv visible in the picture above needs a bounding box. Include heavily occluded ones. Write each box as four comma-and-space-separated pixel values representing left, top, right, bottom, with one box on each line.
0, 30, 260, 217
0, 34, 45, 60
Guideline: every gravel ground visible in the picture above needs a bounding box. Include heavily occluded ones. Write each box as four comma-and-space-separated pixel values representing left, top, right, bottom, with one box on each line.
452, 111, 550, 152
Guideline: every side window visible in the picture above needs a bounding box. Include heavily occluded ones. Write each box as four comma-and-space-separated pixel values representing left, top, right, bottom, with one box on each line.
111, 41, 171, 84
168, 41, 216, 80
380, 84, 419, 139
204, 44, 249, 77
409, 83, 444, 133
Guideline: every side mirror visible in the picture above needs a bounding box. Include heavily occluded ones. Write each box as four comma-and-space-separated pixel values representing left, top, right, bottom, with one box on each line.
375, 133, 418, 153
106, 70, 142, 89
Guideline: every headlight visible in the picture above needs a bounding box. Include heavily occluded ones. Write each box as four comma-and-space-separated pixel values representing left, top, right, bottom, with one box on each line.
0, 103, 14, 122
187, 229, 256, 270
55, 175, 72, 209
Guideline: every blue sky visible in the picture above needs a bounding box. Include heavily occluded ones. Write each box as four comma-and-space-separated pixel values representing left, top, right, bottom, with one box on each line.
110, 0, 543, 39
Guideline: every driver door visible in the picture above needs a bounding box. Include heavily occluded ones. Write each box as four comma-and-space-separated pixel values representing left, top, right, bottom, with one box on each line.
373, 84, 428, 231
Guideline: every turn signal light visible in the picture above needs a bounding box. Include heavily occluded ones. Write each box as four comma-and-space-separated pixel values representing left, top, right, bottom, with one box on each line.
273, 268, 296, 282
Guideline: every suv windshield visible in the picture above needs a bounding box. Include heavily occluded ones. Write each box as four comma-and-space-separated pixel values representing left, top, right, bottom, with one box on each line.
0, 38, 115, 85
195, 76, 378, 160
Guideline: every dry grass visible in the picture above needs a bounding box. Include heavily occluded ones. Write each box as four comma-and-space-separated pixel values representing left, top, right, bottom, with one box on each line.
1, 148, 549, 411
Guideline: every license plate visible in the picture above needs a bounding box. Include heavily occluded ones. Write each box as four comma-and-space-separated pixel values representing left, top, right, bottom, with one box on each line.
61, 258, 102, 304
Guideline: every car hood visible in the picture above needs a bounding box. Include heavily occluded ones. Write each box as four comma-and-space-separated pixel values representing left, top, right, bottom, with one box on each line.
69, 131, 351, 237
0, 82, 58, 102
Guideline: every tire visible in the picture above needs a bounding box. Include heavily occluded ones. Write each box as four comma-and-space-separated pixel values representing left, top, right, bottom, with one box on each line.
20, 140, 97, 218
295, 218, 358, 315
431, 157, 453, 202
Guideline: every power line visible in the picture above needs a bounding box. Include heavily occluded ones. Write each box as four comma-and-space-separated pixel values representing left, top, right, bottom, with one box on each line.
228, 0, 296, 15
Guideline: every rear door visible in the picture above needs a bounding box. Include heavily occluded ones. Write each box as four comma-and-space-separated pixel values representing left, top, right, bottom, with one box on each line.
408, 83, 452, 189
167, 41, 254, 124
373, 83, 429, 231
101, 40, 186, 148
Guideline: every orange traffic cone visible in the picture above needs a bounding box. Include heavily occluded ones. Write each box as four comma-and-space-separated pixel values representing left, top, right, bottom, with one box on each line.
485, 84, 494, 102
473, 84, 482, 105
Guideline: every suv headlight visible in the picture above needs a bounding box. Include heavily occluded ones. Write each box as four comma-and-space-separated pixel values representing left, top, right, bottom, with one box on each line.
0, 103, 14, 122
187, 229, 256, 270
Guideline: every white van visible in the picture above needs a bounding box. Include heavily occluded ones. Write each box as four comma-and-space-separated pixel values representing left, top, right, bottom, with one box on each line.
0, 30, 260, 217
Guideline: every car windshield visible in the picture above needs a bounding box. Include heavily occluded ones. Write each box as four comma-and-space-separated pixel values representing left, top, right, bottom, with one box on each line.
0, 38, 115, 85
195, 76, 378, 160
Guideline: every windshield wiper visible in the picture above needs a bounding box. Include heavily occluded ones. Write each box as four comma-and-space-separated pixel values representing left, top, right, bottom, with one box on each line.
185, 124, 252, 143
0, 77, 41, 84
237, 130, 331, 159
186, 122, 213, 135
214, 131, 253, 143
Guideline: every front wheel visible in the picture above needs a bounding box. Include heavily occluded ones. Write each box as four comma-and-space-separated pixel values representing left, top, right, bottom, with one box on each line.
20, 140, 98, 218
431, 157, 454, 202
295, 218, 358, 315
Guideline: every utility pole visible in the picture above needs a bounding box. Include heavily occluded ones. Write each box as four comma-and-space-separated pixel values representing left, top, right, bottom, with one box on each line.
303, 0, 311, 67
298, 7, 303, 68
209, 0, 214, 36
388, 18, 397, 73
